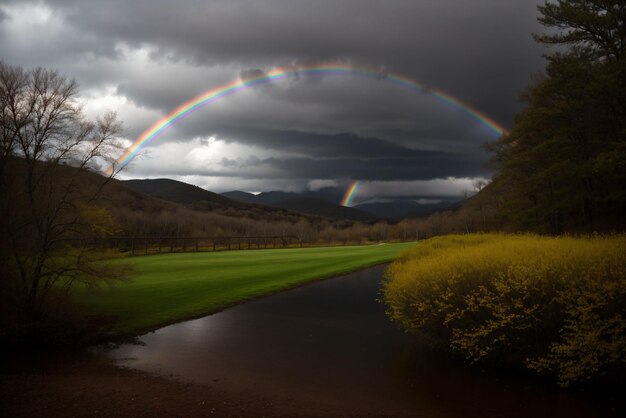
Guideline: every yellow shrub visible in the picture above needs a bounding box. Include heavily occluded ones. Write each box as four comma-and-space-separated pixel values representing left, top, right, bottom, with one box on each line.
383, 233, 626, 387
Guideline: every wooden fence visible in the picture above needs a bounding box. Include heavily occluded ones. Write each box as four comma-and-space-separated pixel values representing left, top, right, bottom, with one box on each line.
102, 235, 302, 256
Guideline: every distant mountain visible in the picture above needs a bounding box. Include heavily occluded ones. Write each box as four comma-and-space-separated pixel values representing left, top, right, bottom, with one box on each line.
221, 190, 257, 204
353, 200, 453, 220
354, 201, 421, 220
222, 190, 296, 205
222, 190, 377, 221
254, 191, 300, 205
222, 188, 460, 221
123, 179, 377, 222
271, 197, 377, 222
124, 178, 233, 205
223, 189, 342, 206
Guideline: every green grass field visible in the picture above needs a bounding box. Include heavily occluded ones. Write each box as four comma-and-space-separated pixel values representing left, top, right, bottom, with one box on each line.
85, 242, 416, 336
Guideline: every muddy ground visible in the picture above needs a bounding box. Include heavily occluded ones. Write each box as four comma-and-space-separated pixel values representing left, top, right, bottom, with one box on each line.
0, 355, 402, 418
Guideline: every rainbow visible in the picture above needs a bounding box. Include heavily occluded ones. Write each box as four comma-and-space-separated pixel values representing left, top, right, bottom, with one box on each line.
107, 63, 507, 175
341, 180, 361, 207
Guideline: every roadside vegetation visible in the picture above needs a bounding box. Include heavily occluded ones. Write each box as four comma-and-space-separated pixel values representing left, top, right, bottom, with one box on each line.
383, 234, 626, 387
85, 242, 415, 336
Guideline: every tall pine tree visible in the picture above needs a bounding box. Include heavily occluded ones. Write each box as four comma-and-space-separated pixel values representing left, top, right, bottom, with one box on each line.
488, 0, 626, 233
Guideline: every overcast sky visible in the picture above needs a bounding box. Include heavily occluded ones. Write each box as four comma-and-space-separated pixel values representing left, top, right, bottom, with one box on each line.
0, 0, 549, 204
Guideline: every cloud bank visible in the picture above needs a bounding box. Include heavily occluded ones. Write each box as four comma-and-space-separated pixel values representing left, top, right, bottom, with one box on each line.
0, 0, 547, 200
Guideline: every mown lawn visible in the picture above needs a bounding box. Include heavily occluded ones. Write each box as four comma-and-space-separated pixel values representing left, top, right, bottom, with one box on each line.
85, 242, 416, 336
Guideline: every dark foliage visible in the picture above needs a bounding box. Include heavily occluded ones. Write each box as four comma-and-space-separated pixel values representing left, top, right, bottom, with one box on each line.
487, 0, 626, 234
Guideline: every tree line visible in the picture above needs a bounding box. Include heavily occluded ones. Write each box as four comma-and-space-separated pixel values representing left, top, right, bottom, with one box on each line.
486, 0, 626, 234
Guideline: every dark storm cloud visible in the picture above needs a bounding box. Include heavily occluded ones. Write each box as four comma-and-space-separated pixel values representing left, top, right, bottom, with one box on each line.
134, 151, 486, 182
130, 75, 503, 157
210, 127, 489, 163
0, 0, 549, 195
0, 3, 118, 77
239, 68, 268, 81
134, 128, 488, 181
249, 154, 487, 181
14, 0, 545, 122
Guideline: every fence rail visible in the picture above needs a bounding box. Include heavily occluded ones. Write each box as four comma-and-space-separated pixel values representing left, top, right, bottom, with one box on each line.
61, 235, 303, 256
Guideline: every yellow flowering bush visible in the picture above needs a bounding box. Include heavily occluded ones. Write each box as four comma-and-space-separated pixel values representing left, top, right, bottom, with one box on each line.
383, 234, 626, 386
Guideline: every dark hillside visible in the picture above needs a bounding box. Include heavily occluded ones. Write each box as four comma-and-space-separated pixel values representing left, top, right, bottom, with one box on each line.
221, 190, 257, 204
124, 178, 233, 205
272, 197, 378, 222
354, 201, 453, 220
223, 190, 378, 221
126, 179, 376, 222
254, 191, 299, 205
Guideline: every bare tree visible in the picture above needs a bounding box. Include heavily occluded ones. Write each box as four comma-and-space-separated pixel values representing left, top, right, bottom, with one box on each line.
0, 62, 129, 322
294, 219, 309, 247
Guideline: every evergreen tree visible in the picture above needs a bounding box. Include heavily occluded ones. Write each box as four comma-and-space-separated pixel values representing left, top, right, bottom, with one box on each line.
488, 0, 626, 233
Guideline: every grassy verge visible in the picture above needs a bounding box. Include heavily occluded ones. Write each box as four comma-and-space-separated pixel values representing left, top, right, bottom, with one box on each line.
84, 242, 416, 336
383, 234, 626, 387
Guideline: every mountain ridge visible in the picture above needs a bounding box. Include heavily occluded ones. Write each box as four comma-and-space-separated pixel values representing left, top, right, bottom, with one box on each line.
124, 178, 376, 221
